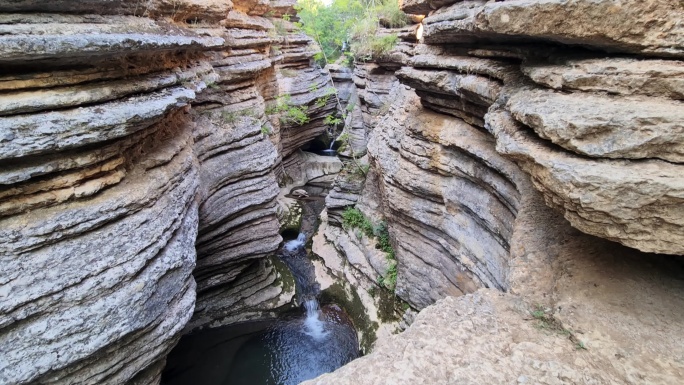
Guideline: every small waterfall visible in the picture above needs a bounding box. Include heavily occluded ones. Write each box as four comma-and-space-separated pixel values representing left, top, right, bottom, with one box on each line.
282, 233, 329, 340
303, 298, 329, 340
329, 139, 335, 150
284, 233, 306, 252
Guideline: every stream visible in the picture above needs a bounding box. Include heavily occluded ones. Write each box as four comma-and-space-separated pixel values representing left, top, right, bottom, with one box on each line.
161, 184, 358, 385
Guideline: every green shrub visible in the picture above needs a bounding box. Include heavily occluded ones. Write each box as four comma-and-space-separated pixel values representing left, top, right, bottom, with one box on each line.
341, 207, 374, 237
266, 94, 311, 126
341, 208, 397, 290
315, 95, 330, 108
324, 115, 343, 126
376, 0, 410, 28
296, 0, 408, 65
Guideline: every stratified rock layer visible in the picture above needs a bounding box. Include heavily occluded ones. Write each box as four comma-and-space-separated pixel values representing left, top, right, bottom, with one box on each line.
367, 86, 524, 308
0, 0, 330, 383
314, 0, 684, 384
0, 5, 217, 383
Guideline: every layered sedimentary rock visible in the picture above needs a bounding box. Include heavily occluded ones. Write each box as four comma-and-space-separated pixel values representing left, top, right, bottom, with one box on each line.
0, 5, 218, 384
314, 0, 684, 383
419, 0, 684, 57
366, 86, 526, 308
1, 0, 333, 383
402, 1, 684, 257
188, 3, 288, 331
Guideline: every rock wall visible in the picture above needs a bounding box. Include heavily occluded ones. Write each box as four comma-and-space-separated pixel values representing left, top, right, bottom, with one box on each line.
311, 0, 684, 383
0, 4, 218, 384
0, 0, 333, 383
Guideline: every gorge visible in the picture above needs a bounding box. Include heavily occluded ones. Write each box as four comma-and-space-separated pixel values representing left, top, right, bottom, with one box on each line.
1, 0, 683, 385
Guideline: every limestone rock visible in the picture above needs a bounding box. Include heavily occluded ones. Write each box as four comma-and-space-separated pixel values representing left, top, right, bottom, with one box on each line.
422, 0, 684, 58
487, 109, 684, 255
366, 86, 526, 309
0, 14, 223, 64
522, 57, 684, 99
0, 119, 200, 385
399, 0, 459, 15
507, 88, 684, 162
291, 189, 309, 197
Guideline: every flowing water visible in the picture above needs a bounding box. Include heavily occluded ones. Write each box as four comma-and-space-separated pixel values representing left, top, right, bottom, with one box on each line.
162, 186, 357, 385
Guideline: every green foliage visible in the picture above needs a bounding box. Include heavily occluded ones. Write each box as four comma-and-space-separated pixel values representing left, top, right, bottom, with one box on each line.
261, 124, 271, 135
341, 207, 374, 237
315, 95, 330, 108
375, 0, 410, 28
219, 108, 257, 124
324, 115, 343, 126
266, 94, 311, 126
341, 208, 397, 290
351, 33, 398, 61
296, 0, 407, 64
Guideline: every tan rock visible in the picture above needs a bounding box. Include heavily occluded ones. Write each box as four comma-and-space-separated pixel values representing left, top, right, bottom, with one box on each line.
507, 88, 684, 162
422, 0, 684, 58
488, 109, 684, 255
523, 57, 684, 99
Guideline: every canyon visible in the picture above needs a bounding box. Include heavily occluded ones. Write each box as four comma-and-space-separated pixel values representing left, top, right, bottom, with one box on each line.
1, 0, 683, 385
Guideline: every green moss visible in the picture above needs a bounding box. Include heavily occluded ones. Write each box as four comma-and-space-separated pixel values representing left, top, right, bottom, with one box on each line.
270, 255, 296, 295
319, 282, 379, 354
279, 201, 303, 234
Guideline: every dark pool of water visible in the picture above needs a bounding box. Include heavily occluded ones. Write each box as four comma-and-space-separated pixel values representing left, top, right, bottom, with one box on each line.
162, 231, 359, 385
161, 304, 358, 385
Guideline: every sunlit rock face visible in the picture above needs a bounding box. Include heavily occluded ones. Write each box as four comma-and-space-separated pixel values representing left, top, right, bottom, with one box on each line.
0, 0, 335, 383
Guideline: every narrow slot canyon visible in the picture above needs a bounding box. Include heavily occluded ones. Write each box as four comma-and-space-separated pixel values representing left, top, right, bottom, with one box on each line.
1, 1, 683, 385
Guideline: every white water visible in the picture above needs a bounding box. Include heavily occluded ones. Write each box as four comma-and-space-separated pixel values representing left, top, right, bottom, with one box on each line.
303, 298, 329, 341
284, 233, 306, 252
329, 139, 335, 150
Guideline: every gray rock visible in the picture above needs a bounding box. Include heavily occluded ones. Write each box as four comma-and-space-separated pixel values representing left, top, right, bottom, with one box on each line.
422, 0, 684, 58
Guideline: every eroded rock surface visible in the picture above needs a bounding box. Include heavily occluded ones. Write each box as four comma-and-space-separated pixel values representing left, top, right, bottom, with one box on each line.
0, 0, 332, 383
0, 7, 215, 384
312, 1, 684, 384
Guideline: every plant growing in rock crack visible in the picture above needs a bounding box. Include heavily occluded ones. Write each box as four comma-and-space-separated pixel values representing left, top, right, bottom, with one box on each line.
261, 124, 272, 136
266, 94, 310, 126
324, 115, 343, 127
315, 95, 330, 108
529, 304, 587, 350
342, 208, 397, 290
